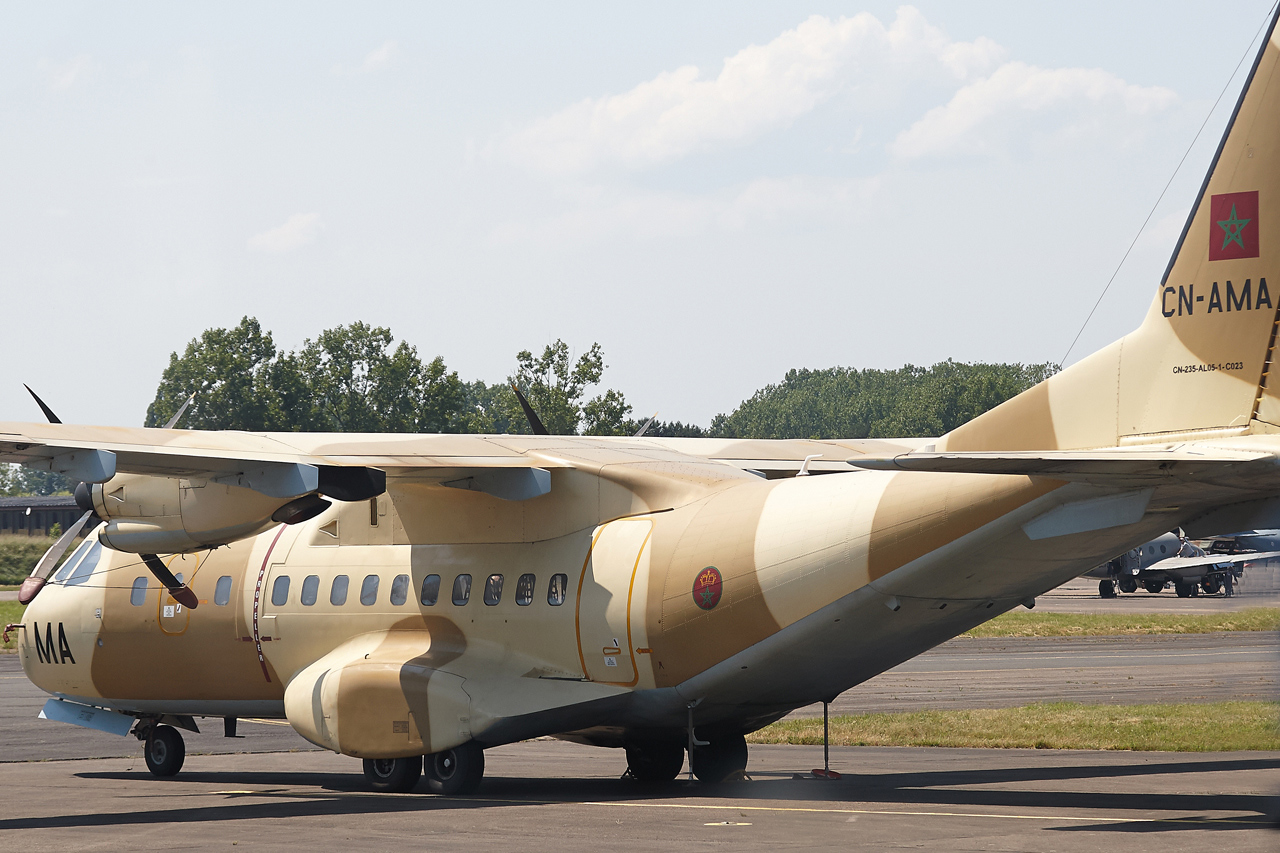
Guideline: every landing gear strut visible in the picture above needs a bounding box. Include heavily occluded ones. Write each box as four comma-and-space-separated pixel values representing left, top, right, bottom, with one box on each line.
143, 724, 186, 777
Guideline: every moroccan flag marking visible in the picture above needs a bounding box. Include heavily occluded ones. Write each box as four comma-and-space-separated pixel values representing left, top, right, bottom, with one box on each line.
1209, 190, 1260, 261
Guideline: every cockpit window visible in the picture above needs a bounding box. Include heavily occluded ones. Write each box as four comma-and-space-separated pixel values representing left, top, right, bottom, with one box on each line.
54, 538, 96, 583
65, 541, 102, 587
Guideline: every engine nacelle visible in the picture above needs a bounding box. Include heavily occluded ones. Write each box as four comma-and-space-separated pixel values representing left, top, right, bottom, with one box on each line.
284, 631, 472, 758
83, 474, 305, 554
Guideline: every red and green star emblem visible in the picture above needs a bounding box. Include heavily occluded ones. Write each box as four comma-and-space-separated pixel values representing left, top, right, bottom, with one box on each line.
1209, 191, 1259, 260
693, 566, 722, 610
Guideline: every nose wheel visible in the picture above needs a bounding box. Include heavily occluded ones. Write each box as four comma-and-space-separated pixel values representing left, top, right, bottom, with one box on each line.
143, 724, 186, 777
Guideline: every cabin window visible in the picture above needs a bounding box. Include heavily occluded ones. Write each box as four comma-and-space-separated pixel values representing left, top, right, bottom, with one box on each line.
360, 574, 379, 606
548, 573, 568, 606
271, 575, 290, 606
130, 577, 148, 606
515, 573, 535, 606
483, 574, 504, 606
65, 541, 103, 587
214, 576, 232, 606
390, 574, 409, 606
452, 574, 472, 606
330, 575, 349, 606
420, 574, 440, 606
301, 575, 320, 606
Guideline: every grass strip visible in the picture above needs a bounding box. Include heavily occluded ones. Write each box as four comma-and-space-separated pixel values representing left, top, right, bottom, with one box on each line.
748, 701, 1280, 752
963, 608, 1280, 638
1, 601, 26, 652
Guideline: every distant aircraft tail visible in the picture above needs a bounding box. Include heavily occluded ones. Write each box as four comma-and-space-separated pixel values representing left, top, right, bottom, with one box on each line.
940, 8, 1280, 452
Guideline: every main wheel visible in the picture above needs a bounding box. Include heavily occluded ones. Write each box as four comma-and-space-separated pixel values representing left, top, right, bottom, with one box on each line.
144, 725, 186, 777
1118, 576, 1138, 594
1143, 579, 1165, 594
1098, 579, 1117, 598
1175, 581, 1196, 598
423, 742, 484, 795
624, 741, 685, 782
1202, 577, 1222, 595
691, 734, 748, 783
362, 757, 422, 793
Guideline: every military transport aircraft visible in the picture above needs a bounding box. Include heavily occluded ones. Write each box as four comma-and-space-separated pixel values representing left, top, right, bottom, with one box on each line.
10, 10, 1280, 796
1085, 530, 1280, 597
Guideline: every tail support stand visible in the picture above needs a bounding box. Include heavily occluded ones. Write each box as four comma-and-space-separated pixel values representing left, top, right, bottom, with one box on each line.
811, 699, 842, 780
686, 702, 709, 782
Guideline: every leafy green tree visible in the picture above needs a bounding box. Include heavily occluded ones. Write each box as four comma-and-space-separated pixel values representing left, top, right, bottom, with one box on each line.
507, 340, 632, 435
711, 361, 1057, 440
0, 465, 74, 496
145, 317, 281, 430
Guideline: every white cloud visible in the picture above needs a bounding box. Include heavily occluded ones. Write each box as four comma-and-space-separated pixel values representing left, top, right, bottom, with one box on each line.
46, 55, 91, 91
504, 7, 1004, 174
891, 62, 1177, 160
332, 40, 398, 77
247, 213, 321, 253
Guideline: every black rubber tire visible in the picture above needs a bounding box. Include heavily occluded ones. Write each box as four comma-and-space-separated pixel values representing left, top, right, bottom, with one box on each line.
1175, 582, 1195, 598
144, 725, 185, 778
423, 742, 484, 795
1202, 577, 1222, 595
1118, 576, 1138, 594
362, 757, 422, 793
691, 734, 748, 783
1098, 580, 1117, 599
1142, 580, 1165, 594
624, 741, 685, 782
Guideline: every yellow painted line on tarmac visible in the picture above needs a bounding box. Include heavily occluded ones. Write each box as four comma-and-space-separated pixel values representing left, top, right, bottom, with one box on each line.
242, 718, 292, 727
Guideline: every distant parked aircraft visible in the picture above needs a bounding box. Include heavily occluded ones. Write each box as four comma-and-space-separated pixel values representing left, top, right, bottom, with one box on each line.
1086, 531, 1280, 598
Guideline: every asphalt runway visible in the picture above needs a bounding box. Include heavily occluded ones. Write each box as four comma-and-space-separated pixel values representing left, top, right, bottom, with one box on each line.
1, 741, 1276, 852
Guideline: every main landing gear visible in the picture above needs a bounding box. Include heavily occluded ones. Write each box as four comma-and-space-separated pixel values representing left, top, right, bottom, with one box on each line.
361, 742, 486, 795
1098, 579, 1117, 598
141, 724, 186, 777
624, 741, 686, 782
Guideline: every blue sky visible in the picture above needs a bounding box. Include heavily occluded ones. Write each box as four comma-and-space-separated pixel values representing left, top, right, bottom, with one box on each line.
1, 2, 1274, 428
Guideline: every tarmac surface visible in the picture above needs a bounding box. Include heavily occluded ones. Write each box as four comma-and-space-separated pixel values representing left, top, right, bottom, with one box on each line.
1, 562, 1278, 849
1, 741, 1277, 851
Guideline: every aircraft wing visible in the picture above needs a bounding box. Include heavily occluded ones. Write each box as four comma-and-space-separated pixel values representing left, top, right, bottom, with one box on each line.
1144, 551, 1280, 572
845, 445, 1276, 484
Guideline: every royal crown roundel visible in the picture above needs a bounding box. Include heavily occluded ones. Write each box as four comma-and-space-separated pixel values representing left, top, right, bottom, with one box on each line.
693, 566, 723, 610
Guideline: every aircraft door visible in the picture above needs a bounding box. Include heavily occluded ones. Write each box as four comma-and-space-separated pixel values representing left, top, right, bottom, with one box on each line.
157, 552, 205, 636
576, 519, 652, 685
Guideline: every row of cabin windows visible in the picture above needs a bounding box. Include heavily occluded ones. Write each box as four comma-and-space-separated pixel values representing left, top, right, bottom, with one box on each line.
128, 571, 570, 608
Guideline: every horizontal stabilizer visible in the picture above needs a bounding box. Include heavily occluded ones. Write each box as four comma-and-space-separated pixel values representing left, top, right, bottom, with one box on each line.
846, 445, 1274, 483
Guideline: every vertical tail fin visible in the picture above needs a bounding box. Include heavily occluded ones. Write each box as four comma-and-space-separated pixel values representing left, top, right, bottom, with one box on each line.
942, 8, 1280, 452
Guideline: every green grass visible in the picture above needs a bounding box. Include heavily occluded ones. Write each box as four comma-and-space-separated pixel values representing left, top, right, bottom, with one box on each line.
963, 608, 1280, 638
0, 534, 59, 585
748, 701, 1280, 752
1, 600, 25, 652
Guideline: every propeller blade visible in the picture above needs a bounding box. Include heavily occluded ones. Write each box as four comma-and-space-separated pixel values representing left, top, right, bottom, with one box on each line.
23, 384, 62, 424
19, 510, 95, 604
634, 412, 658, 437
141, 554, 199, 610
510, 384, 549, 435
162, 393, 196, 430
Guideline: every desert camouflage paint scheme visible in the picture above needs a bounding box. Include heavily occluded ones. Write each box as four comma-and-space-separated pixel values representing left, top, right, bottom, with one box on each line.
12, 10, 1280, 775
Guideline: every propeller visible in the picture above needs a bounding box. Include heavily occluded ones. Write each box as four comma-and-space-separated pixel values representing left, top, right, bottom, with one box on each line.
162, 393, 196, 430
634, 413, 657, 437
510, 384, 549, 435
140, 554, 199, 609
24, 384, 61, 424
18, 511, 96, 604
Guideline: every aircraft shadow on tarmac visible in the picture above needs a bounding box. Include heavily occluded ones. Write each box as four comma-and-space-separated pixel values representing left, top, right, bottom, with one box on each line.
0, 755, 1275, 834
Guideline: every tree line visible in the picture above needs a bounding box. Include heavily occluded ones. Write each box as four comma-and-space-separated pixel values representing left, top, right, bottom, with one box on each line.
1, 316, 1056, 495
